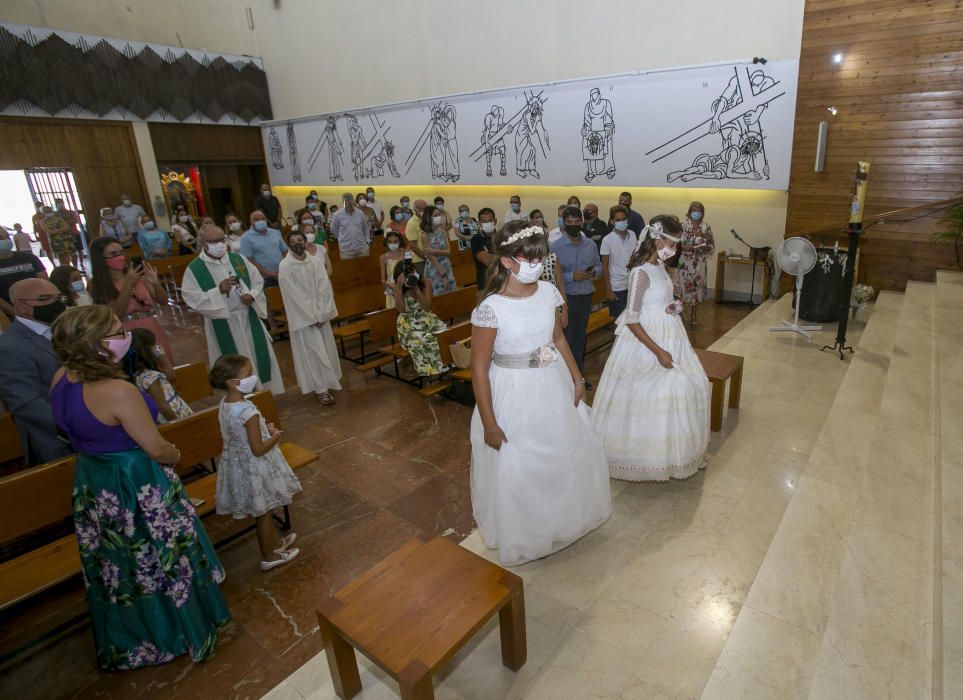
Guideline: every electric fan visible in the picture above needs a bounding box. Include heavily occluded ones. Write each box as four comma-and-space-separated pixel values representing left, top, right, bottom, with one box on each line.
769, 237, 823, 339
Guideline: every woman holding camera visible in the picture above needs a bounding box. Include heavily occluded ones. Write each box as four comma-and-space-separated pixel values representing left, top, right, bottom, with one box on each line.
89, 237, 174, 364
392, 254, 448, 377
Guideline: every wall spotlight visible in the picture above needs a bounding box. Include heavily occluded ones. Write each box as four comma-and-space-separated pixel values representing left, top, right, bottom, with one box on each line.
832, 53, 844, 64
827, 106, 838, 116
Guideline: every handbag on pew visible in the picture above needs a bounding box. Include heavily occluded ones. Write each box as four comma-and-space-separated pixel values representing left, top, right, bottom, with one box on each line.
449, 337, 472, 369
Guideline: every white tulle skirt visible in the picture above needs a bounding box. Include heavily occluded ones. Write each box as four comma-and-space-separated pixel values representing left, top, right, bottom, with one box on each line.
592, 309, 711, 481
470, 358, 612, 566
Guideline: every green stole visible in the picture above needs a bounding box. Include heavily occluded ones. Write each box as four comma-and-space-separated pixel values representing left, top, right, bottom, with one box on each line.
188, 253, 272, 382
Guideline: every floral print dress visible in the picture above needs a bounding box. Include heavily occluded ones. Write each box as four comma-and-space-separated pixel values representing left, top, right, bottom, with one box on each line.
423, 228, 457, 295
678, 219, 715, 305
396, 293, 448, 376
51, 374, 229, 671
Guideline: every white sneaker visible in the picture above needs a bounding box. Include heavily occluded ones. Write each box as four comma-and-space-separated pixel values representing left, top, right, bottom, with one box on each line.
260, 548, 300, 572
275, 532, 297, 554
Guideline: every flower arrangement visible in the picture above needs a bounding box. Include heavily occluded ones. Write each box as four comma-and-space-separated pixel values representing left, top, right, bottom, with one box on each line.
850, 284, 875, 307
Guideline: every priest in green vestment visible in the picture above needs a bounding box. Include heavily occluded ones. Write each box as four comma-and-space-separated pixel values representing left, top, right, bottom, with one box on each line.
182, 225, 284, 395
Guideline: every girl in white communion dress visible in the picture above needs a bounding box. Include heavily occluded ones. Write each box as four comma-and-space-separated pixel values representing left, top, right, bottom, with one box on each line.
469, 221, 612, 566
591, 215, 711, 481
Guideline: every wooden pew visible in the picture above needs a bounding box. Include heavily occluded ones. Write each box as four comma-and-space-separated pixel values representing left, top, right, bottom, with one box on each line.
172, 361, 213, 404
354, 308, 406, 379
586, 278, 615, 355
0, 456, 79, 611
148, 253, 196, 277
265, 286, 288, 339
430, 286, 477, 324
331, 285, 390, 363
328, 253, 383, 293
418, 322, 474, 399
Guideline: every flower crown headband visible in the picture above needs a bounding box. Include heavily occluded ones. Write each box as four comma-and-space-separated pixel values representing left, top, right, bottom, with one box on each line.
504, 225, 545, 246
633, 221, 681, 253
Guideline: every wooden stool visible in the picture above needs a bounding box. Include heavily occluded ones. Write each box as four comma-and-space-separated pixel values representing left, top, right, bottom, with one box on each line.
695, 348, 744, 431
317, 535, 526, 700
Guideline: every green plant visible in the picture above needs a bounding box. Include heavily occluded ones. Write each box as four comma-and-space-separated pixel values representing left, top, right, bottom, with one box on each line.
931, 200, 963, 270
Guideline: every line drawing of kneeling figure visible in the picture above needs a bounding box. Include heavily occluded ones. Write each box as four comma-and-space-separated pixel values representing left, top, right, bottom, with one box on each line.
667, 103, 770, 183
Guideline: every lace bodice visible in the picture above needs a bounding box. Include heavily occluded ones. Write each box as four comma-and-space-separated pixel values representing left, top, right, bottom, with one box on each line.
623, 263, 673, 323
471, 281, 563, 355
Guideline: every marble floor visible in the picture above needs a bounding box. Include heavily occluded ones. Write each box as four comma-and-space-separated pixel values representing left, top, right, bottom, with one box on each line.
260, 287, 945, 700
0, 295, 750, 699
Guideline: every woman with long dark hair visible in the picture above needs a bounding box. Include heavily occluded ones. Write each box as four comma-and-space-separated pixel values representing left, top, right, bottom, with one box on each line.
469, 220, 611, 566
88, 237, 173, 362
50, 305, 228, 670
591, 215, 710, 481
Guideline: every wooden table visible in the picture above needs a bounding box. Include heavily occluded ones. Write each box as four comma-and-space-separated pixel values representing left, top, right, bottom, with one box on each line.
317, 535, 526, 700
696, 348, 744, 431
714, 252, 772, 304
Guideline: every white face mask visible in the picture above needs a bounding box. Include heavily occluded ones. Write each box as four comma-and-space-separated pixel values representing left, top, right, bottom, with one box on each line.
657, 245, 676, 261
388, 242, 400, 251
234, 375, 258, 394
178, 215, 190, 223
431, 215, 444, 226
206, 241, 227, 258
481, 221, 495, 234
511, 258, 543, 284
358, 198, 368, 207
262, 189, 272, 197
228, 221, 241, 232
305, 233, 316, 243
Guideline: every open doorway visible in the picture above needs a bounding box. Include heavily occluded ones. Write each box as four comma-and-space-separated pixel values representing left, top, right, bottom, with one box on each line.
0, 168, 89, 272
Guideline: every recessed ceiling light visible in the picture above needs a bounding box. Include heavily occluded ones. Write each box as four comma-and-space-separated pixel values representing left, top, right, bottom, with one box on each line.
832, 53, 844, 64
827, 106, 838, 116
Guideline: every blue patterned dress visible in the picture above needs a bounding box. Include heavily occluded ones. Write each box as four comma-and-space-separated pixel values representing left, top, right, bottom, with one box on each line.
51, 374, 229, 670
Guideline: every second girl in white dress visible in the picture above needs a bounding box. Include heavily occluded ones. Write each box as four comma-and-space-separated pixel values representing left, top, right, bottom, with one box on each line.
592, 215, 711, 481
470, 221, 612, 566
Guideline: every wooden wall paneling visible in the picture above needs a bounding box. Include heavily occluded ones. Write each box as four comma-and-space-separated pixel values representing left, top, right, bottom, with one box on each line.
148, 123, 265, 165
784, 0, 963, 291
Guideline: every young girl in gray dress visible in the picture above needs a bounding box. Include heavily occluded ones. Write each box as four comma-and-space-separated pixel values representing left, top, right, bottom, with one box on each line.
210, 354, 302, 571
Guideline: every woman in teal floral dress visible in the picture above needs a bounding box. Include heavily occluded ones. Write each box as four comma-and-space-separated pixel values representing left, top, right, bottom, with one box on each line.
50, 305, 229, 670
390, 260, 448, 377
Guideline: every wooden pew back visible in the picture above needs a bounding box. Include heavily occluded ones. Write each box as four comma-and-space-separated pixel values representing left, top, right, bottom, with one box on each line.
149, 253, 196, 277
0, 456, 76, 544
431, 286, 477, 322
366, 308, 400, 345
329, 253, 383, 292
435, 321, 472, 367
334, 285, 386, 321
173, 362, 213, 404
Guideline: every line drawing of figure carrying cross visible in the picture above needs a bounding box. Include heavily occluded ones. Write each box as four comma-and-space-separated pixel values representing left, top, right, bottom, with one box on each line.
581, 88, 616, 183
514, 95, 550, 179
306, 116, 344, 181
481, 105, 511, 177
649, 67, 784, 184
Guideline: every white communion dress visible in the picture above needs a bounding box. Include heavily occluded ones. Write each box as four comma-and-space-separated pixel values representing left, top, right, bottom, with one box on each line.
470, 281, 612, 566
592, 262, 711, 481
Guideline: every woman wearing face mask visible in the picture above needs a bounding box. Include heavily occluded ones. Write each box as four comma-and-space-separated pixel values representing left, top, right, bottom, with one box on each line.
50, 265, 92, 306
49, 305, 229, 670
380, 231, 406, 309
454, 205, 478, 242
170, 206, 199, 255
420, 205, 456, 295
529, 211, 569, 328
297, 222, 332, 273
296, 212, 328, 249
591, 215, 710, 482
678, 201, 715, 326
89, 237, 173, 364
392, 255, 448, 378
354, 192, 379, 235
386, 205, 408, 242
99, 208, 132, 248
470, 221, 611, 566
136, 215, 171, 259
224, 213, 244, 252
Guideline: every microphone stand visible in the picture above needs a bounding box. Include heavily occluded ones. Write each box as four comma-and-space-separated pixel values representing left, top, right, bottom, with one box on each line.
821, 161, 871, 360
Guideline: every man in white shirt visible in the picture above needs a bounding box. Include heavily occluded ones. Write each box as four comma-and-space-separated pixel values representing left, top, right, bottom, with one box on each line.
182, 226, 284, 395
115, 193, 146, 236
600, 205, 637, 319
547, 204, 566, 243
329, 193, 372, 258
504, 194, 525, 223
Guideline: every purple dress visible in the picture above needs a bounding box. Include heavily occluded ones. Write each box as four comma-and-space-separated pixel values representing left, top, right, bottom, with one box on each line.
49, 374, 229, 670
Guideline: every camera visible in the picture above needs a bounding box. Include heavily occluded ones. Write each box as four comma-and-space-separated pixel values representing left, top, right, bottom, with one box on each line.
402, 251, 420, 289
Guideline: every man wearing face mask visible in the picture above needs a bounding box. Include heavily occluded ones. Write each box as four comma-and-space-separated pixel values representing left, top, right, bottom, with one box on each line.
329, 193, 372, 259
0, 227, 46, 318
470, 208, 498, 288
399, 196, 413, 220
547, 204, 567, 243
115, 193, 146, 237
582, 203, 608, 248
0, 278, 72, 465
549, 206, 601, 377
240, 211, 287, 287
600, 206, 637, 320
253, 183, 283, 228
614, 191, 645, 236
403, 199, 429, 274
504, 194, 525, 223
182, 225, 284, 395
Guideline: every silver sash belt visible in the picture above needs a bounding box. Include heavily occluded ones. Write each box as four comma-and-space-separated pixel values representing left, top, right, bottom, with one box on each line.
492, 344, 558, 369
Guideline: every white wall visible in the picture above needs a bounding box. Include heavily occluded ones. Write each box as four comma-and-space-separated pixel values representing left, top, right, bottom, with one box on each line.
1, 0, 804, 294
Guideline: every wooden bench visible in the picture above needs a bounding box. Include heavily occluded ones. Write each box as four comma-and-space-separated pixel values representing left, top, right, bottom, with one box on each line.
585, 278, 614, 355
332, 285, 390, 363
418, 322, 473, 398
317, 535, 525, 700
172, 361, 214, 404
265, 286, 289, 340
0, 455, 78, 611
695, 348, 744, 431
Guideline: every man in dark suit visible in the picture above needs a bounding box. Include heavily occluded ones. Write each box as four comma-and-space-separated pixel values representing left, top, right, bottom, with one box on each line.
0, 278, 71, 465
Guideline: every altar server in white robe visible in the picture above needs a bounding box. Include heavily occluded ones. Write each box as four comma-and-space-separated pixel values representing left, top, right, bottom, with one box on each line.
278, 229, 341, 405
182, 225, 284, 395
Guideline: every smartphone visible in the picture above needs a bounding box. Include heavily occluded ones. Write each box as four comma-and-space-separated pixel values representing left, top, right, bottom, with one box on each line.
131, 255, 144, 269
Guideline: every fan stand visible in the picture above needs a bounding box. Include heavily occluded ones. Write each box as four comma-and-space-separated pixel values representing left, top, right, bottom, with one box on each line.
769, 274, 823, 340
